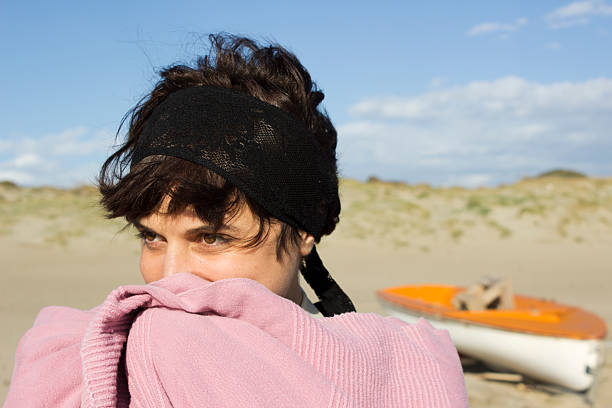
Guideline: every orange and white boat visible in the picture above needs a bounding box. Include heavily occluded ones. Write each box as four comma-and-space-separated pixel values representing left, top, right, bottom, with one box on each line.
378, 284, 607, 391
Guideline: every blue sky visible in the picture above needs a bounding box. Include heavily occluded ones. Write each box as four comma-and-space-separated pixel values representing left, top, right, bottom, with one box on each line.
1, 1, 611, 187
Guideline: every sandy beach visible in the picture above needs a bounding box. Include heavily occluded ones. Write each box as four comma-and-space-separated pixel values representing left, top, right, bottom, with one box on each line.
1, 177, 611, 406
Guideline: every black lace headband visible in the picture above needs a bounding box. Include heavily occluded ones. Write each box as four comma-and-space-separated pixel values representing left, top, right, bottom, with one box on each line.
132, 86, 355, 316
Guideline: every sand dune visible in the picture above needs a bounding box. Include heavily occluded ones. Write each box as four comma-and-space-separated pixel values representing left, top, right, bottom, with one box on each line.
1, 177, 611, 406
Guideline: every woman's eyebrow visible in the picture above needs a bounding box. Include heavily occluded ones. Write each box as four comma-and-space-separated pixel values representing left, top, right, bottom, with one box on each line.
132, 221, 154, 233
185, 224, 238, 235
132, 220, 239, 236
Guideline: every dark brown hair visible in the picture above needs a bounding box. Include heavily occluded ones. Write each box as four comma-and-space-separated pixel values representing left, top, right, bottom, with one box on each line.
98, 33, 340, 258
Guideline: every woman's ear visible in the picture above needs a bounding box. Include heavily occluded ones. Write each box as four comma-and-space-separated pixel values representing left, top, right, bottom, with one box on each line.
298, 231, 315, 257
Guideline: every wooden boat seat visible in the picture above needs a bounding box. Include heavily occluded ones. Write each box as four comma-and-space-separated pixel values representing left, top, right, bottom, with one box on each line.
452, 276, 515, 311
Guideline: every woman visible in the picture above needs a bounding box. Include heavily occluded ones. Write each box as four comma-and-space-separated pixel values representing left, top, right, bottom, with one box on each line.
6, 34, 467, 407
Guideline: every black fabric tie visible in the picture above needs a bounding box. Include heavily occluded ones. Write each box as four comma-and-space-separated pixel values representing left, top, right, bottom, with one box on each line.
300, 246, 356, 317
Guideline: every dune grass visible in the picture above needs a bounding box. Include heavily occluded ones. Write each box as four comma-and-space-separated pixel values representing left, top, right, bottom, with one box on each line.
0, 184, 126, 246
2, 176, 612, 247
337, 176, 612, 245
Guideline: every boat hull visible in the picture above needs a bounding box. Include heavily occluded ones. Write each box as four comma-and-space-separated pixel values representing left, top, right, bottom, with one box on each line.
382, 302, 605, 391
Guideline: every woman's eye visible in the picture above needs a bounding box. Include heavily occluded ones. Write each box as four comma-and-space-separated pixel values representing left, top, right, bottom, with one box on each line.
136, 231, 160, 243
201, 234, 225, 245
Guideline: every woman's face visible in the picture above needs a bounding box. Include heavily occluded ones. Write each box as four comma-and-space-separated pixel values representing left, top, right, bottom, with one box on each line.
135, 197, 314, 304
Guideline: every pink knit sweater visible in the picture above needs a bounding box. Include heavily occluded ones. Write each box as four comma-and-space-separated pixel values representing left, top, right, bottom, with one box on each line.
6, 273, 468, 407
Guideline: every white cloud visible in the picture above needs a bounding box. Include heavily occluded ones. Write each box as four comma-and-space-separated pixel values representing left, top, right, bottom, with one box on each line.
467, 17, 527, 37
13, 153, 43, 168
339, 77, 612, 186
0, 126, 114, 186
350, 77, 612, 120
444, 174, 495, 188
546, 0, 612, 28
